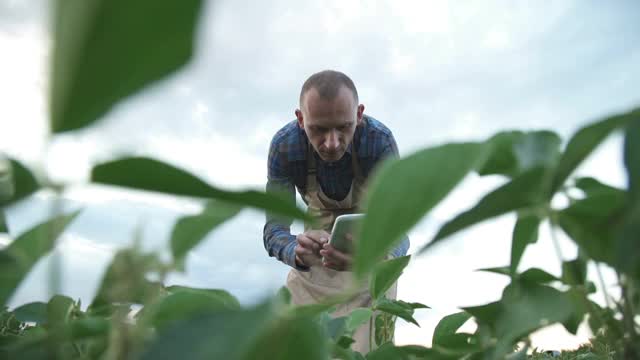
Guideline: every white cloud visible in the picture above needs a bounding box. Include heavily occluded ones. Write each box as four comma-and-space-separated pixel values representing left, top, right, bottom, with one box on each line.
2, 0, 640, 351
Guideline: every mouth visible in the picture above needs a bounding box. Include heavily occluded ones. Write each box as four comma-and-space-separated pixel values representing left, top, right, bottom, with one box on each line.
322, 151, 341, 160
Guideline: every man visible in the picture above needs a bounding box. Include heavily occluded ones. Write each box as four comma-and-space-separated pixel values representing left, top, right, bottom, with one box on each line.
263, 70, 409, 353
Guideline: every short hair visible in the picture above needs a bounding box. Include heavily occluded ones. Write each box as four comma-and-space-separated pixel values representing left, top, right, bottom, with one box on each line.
299, 70, 359, 107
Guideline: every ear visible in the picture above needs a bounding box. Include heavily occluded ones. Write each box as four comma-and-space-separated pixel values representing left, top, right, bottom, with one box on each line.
295, 109, 304, 128
356, 104, 365, 125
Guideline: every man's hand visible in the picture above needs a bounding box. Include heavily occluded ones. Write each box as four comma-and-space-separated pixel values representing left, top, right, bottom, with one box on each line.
295, 230, 330, 268
320, 233, 353, 271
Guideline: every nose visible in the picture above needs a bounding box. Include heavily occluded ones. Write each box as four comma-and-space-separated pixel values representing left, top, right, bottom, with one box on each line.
324, 130, 340, 151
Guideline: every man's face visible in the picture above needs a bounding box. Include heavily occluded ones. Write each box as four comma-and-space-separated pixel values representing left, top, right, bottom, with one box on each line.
296, 86, 364, 162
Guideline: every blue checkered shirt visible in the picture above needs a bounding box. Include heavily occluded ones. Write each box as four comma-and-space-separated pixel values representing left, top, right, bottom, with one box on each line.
264, 115, 410, 270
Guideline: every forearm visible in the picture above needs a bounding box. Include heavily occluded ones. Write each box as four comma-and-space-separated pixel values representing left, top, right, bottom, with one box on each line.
263, 221, 308, 271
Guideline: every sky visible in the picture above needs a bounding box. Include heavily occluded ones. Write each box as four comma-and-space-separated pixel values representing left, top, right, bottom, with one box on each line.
1, 0, 640, 351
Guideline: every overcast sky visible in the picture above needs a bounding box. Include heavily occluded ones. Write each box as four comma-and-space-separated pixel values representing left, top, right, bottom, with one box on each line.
1, 0, 639, 351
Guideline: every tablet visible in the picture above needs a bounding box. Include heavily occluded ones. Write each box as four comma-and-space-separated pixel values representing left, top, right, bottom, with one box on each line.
328, 213, 364, 254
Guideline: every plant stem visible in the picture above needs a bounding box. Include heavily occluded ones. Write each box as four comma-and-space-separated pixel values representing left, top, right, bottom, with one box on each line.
596, 264, 612, 310
48, 187, 64, 299
548, 217, 565, 267
618, 274, 638, 348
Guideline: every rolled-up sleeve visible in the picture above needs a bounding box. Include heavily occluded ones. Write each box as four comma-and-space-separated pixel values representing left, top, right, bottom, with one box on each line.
263, 138, 309, 271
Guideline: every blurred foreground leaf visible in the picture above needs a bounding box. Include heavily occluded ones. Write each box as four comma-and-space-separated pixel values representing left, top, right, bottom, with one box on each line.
550, 107, 640, 195
0, 212, 79, 305
51, 0, 204, 132
355, 143, 489, 277
370, 255, 410, 300
171, 200, 242, 265
421, 166, 550, 254
92, 157, 309, 222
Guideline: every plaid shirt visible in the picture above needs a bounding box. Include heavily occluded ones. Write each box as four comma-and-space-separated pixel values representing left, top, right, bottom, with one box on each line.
264, 115, 410, 270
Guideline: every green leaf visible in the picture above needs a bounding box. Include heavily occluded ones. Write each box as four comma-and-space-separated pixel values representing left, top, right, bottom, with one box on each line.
47, 295, 75, 326
432, 311, 472, 346
512, 131, 561, 174
12, 302, 48, 324
561, 256, 588, 286
366, 343, 450, 360
0, 159, 40, 207
624, 117, 640, 203
374, 299, 426, 327
276, 286, 292, 305
519, 268, 559, 284
477, 266, 557, 284
478, 131, 561, 177
550, 107, 640, 195
0, 211, 8, 233
557, 191, 626, 266
463, 301, 502, 330
562, 288, 589, 335
420, 166, 550, 254
140, 303, 275, 360
50, 0, 204, 132
146, 291, 240, 330
574, 177, 624, 198
477, 266, 511, 276
355, 143, 490, 277
510, 214, 541, 275
88, 249, 164, 314
615, 117, 640, 278
91, 157, 309, 222
370, 256, 410, 300
0, 212, 79, 305
374, 314, 395, 347
291, 302, 336, 318
0, 155, 13, 203
467, 282, 574, 358
171, 200, 242, 263
326, 316, 348, 340
477, 131, 522, 177
166, 286, 241, 310
345, 308, 373, 333
432, 333, 481, 356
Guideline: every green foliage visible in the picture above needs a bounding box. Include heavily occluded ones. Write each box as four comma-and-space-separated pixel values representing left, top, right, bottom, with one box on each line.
0, 212, 79, 306
374, 298, 429, 327
88, 248, 164, 316
369, 255, 410, 300
557, 189, 626, 267
479, 130, 562, 178
550, 108, 640, 195
5, 0, 639, 357
355, 142, 490, 277
422, 166, 551, 255
50, 0, 204, 133
510, 214, 541, 276
171, 200, 242, 266
0, 158, 40, 207
91, 156, 310, 222
432, 311, 471, 347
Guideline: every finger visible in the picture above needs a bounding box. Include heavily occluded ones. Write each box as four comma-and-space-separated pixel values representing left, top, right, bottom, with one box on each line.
297, 234, 321, 252
305, 230, 330, 245
295, 245, 314, 257
321, 243, 352, 265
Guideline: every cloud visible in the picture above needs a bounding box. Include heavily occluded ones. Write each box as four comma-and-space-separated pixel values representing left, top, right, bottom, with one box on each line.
2, 0, 640, 350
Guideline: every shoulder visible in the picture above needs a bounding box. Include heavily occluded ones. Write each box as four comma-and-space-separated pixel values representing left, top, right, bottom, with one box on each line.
357, 115, 396, 157
362, 114, 394, 137
269, 120, 307, 162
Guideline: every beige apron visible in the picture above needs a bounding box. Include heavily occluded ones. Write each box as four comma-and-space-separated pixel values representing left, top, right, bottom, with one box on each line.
286, 141, 397, 354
